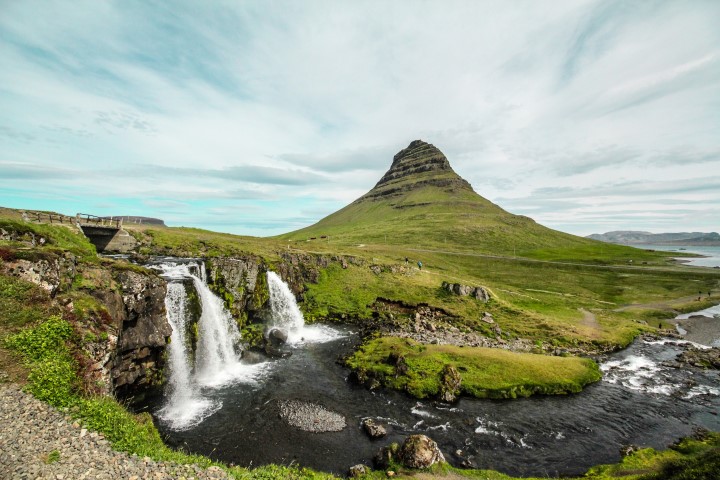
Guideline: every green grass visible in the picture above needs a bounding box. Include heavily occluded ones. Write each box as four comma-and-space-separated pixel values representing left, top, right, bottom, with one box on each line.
0, 218, 97, 260
346, 336, 601, 399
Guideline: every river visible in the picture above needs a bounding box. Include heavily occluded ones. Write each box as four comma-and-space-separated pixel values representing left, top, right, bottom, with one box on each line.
136, 324, 720, 477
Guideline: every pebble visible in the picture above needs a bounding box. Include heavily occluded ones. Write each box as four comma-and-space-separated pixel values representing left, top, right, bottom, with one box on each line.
0, 385, 230, 479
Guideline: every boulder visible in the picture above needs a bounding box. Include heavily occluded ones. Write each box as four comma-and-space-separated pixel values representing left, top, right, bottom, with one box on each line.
267, 327, 288, 346
362, 418, 387, 439
373, 443, 398, 469
398, 434, 445, 469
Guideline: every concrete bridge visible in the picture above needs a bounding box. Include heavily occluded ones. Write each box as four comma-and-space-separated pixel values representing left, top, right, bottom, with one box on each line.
75, 213, 137, 253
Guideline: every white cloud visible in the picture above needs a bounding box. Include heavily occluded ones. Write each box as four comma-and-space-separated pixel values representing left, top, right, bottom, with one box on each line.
0, 0, 718, 236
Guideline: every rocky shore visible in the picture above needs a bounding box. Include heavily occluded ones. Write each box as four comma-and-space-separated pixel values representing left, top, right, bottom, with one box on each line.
0, 385, 228, 480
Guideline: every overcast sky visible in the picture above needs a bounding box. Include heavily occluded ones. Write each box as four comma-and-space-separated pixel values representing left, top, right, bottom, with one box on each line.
1, 0, 718, 237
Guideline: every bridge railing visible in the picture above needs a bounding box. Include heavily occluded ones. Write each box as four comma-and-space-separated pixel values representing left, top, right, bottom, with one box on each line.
75, 213, 122, 229
22, 210, 76, 225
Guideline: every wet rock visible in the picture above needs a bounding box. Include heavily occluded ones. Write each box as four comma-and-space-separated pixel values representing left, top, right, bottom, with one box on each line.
620, 444, 640, 457
264, 344, 292, 359
348, 464, 369, 477
398, 434, 445, 469
362, 418, 387, 439
439, 364, 462, 403
267, 327, 288, 346
676, 347, 720, 369
241, 350, 266, 364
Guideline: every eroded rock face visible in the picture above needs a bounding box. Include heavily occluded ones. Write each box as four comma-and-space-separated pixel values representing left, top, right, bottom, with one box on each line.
110, 269, 171, 400
398, 434, 446, 469
1, 252, 77, 296
362, 140, 473, 202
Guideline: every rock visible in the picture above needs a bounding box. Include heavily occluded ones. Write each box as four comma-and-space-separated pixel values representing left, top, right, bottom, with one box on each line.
267, 327, 288, 346
439, 364, 462, 403
620, 444, 640, 456
441, 282, 490, 302
362, 418, 388, 439
397, 434, 445, 469
348, 464, 369, 477
264, 344, 292, 359
373, 443, 398, 469
241, 350, 266, 364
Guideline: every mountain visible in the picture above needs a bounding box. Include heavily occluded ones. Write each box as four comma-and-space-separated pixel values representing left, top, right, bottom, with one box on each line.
588, 231, 720, 246
280, 140, 596, 254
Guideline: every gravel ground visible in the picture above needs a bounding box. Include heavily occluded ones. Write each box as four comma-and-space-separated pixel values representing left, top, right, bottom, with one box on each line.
0, 384, 229, 480
278, 400, 346, 433
673, 315, 720, 347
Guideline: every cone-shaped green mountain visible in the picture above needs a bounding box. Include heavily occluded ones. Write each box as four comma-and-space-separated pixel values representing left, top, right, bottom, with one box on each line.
280, 140, 594, 254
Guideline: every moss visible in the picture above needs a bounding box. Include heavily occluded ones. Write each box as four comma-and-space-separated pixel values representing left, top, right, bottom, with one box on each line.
252, 269, 270, 310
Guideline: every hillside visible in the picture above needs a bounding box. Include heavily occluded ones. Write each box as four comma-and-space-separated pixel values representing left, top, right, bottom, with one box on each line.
588, 231, 720, 246
281, 140, 605, 256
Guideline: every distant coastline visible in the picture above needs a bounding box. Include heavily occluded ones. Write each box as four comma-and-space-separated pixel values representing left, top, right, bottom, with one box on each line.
588, 230, 720, 247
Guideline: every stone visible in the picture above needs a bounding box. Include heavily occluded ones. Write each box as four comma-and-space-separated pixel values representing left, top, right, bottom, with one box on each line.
439, 364, 462, 403
267, 327, 288, 346
373, 443, 398, 469
348, 464, 369, 477
362, 418, 387, 439
397, 434, 445, 469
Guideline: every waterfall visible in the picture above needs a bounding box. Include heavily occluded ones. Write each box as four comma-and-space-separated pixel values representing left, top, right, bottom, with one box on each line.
152, 260, 266, 430
192, 275, 242, 385
267, 271, 305, 341
156, 266, 220, 430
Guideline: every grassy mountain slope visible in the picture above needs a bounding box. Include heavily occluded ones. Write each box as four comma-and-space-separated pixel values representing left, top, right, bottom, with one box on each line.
280, 140, 605, 256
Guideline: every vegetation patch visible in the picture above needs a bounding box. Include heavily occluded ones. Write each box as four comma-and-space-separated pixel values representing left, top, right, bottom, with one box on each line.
345, 336, 601, 400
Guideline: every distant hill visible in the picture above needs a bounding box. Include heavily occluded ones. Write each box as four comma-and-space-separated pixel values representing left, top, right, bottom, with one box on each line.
102, 216, 166, 226
588, 231, 720, 246
279, 140, 600, 254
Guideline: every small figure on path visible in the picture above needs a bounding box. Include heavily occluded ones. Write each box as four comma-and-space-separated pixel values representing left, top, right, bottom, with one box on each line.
417, 261, 423, 270
405, 257, 409, 265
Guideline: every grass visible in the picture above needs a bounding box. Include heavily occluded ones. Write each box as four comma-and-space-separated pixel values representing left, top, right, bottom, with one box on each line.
346, 336, 601, 399
0, 217, 97, 260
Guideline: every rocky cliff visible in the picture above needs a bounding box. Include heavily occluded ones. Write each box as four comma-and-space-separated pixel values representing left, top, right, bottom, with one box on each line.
360, 140, 472, 202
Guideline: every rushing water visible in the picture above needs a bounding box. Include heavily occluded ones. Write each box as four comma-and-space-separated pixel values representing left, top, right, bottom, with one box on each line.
141, 260, 720, 476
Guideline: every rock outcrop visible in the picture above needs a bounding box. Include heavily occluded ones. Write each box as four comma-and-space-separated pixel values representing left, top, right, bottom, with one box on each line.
0, 250, 77, 297
110, 269, 171, 400
442, 281, 490, 302
362, 140, 473, 202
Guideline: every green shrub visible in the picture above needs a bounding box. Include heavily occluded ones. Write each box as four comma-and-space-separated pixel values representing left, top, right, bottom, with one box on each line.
4, 315, 73, 362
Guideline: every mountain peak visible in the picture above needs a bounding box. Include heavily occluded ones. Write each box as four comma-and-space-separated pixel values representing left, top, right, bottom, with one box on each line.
362, 140, 472, 202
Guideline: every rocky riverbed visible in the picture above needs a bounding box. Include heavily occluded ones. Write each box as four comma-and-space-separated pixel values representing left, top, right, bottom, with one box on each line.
0, 385, 229, 480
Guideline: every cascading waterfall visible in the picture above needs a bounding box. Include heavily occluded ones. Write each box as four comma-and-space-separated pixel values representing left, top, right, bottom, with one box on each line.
157, 279, 220, 430
192, 275, 242, 385
266, 271, 305, 342
265, 271, 342, 344
153, 260, 265, 430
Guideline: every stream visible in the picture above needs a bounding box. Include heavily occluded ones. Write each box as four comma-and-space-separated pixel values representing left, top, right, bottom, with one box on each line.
135, 259, 720, 477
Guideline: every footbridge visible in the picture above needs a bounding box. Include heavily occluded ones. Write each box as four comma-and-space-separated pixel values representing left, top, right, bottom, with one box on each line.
74, 214, 137, 253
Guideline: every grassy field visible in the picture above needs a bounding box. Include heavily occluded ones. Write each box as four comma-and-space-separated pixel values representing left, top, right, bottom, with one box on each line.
345, 336, 601, 399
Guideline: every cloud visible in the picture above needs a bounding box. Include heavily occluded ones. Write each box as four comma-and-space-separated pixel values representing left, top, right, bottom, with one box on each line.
0, 0, 719, 236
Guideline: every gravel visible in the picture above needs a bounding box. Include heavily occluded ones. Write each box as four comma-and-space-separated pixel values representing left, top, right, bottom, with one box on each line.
278, 400, 346, 433
0, 385, 229, 479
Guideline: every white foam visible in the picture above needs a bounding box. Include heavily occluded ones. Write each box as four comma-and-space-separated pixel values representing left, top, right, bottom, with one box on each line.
288, 324, 347, 345
684, 385, 720, 399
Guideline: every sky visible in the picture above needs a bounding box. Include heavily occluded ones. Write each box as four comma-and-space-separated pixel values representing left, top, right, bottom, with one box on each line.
1, 0, 719, 237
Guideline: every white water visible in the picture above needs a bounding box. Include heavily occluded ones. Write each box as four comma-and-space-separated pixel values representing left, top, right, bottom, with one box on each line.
193, 275, 243, 386
157, 281, 220, 430
266, 271, 306, 343
152, 261, 268, 430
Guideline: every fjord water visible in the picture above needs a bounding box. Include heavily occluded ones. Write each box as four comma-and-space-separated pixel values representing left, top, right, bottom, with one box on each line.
141, 269, 720, 476
639, 244, 720, 268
